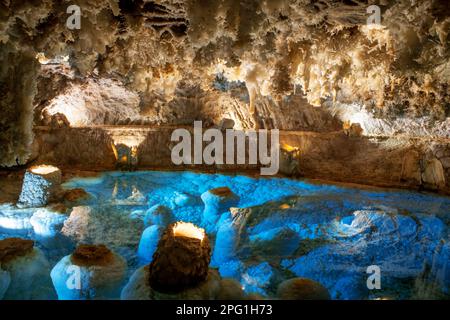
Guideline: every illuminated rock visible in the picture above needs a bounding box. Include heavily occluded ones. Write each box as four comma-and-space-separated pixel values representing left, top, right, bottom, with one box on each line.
121, 267, 223, 300
241, 262, 284, 296
148, 222, 211, 293
283, 208, 447, 299
422, 158, 446, 190
0, 238, 55, 299
18, 165, 62, 208
61, 206, 143, 249
201, 187, 239, 232
173, 192, 197, 207
211, 207, 250, 266
218, 260, 245, 280
0, 205, 33, 230
61, 206, 91, 242
400, 150, 422, 185
137, 225, 163, 264
212, 220, 238, 266
143, 205, 173, 227
279, 144, 301, 176
30, 208, 67, 237
277, 278, 330, 300
51, 244, 127, 300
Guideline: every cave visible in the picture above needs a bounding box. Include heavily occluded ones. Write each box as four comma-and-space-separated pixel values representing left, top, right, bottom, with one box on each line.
0, 0, 449, 302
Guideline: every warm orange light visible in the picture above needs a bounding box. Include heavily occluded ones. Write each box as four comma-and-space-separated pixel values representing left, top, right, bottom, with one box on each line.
172, 222, 205, 241
30, 165, 59, 175
281, 143, 299, 153
279, 204, 291, 210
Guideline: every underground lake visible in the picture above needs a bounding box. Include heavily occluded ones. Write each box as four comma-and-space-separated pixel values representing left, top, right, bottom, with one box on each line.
0, 170, 449, 300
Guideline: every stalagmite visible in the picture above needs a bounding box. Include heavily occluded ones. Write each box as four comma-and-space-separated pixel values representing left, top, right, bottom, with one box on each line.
51, 244, 127, 300
18, 165, 61, 208
148, 222, 211, 293
0, 238, 55, 299
201, 187, 240, 232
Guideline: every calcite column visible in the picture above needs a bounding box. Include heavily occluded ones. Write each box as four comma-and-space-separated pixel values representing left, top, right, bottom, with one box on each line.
51, 244, 127, 300
211, 207, 251, 266
122, 222, 245, 300
201, 187, 239, 232
148, 222, 211, 293
0, 238, 55, 299
138, 205, 174, 264
18, 165, 62, 208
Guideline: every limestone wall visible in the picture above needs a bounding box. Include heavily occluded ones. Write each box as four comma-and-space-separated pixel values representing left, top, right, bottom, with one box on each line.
30, 126, 450, 194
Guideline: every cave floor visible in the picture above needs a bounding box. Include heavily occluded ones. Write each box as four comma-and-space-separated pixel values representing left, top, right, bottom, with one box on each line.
1, 170, 449, 300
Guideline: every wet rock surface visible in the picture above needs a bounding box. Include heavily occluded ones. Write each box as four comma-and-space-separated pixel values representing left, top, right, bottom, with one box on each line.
18, 166, 62, 208
277, 278, 331, 300
70, 244, 114, 267
202, 187, 240, 232
282, 209, 448, 299
0, 238, 55, 300
148, 222, 211, 293
0, 238, 35, 265
1, 171, 450, 299
51, 245, 127, 300
122, 267, 234, 300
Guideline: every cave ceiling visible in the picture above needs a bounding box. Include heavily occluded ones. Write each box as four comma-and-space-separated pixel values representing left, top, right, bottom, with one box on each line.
0, 0, 449, 166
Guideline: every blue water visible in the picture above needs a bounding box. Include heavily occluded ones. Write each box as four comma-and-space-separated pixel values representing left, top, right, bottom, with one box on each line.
1, 170, 449, 299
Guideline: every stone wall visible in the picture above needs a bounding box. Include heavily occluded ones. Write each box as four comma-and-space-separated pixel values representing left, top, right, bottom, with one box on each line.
30, 126, 450, 195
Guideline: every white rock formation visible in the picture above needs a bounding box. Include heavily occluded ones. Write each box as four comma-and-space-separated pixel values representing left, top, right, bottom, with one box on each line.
51, 246, 127, 300
30, 208, 67, 237
137, 225, 163, 264
61, 206, 143, 249
143, 205, 173, 227
0, 205, 33, 230
201, 187, 240, 232
42, 78, 141, 126
0, 244, 56, 300
18, 165, 61, 208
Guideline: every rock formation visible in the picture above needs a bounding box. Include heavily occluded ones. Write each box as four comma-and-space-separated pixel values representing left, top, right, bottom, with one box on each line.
51, 244, 127, 300
277, 278, 331, 300
0, 1, 448, 190
0, 238, 56, 299
18, 165, 62, 208
201, 187, 240, 232
148, 221, 211, 293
